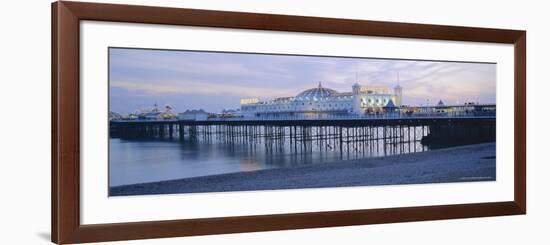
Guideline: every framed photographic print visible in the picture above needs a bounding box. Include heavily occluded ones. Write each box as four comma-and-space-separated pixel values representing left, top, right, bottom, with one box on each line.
52, 1, 526, 244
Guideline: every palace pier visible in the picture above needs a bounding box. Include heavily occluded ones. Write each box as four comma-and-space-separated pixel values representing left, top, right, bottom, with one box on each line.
110, 115, 496, 156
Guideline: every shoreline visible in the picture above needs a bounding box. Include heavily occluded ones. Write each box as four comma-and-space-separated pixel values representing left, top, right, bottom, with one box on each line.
110, 142, 496, 196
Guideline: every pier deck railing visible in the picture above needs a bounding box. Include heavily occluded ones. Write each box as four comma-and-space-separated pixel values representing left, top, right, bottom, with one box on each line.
207, 112, 495, 122
112, 111, 496, 124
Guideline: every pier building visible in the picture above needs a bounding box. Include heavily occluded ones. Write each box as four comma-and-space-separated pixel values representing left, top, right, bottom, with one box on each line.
240, 82, 402, 118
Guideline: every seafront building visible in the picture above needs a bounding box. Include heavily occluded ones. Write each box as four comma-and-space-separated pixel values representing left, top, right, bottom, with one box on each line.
240, 82, 402, 118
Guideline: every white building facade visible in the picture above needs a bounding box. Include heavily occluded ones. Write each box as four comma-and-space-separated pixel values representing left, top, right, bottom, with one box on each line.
240, 82, 402, 119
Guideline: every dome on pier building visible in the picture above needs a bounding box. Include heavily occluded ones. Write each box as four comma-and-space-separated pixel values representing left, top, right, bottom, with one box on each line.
296, 82, 339, 100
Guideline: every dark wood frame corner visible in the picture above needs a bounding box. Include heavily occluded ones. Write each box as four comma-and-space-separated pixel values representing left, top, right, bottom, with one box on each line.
51, 1, 526, 244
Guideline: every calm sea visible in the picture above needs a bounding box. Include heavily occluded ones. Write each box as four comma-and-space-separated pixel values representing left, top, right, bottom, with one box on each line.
109, 127, 429, 186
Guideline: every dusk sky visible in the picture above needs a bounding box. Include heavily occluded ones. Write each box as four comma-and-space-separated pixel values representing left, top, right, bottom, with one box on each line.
109, 48, 496, 114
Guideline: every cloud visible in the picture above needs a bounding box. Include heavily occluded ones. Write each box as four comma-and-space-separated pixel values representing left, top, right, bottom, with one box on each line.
110, 48, 295, 85
111, 79, 297, 99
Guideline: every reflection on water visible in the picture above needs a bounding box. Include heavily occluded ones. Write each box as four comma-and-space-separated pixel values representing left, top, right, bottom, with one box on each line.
109, 126, 429, 186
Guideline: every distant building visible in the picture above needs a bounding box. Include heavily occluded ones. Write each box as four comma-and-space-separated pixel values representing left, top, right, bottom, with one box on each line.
141, 111, 163, 120
109, 111, 122, 120
220, 109, 242, 118
240, 82, 402, 118
134, 103, 176, 120
178, 109, 209, 121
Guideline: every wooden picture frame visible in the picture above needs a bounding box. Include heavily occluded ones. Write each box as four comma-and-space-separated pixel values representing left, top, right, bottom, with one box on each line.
51, 1, 526, 244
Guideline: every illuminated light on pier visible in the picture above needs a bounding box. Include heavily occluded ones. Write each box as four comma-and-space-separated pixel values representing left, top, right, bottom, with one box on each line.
240, 98, 259, 105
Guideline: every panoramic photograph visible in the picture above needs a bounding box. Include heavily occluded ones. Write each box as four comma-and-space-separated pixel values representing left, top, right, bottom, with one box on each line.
108, 47, 497, 196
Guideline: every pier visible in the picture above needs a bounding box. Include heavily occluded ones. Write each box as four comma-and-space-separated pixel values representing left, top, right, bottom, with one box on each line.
110, 115, 496, 157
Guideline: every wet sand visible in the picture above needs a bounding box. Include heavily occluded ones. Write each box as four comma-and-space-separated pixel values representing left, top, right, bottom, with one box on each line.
110, 142, 496, 196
